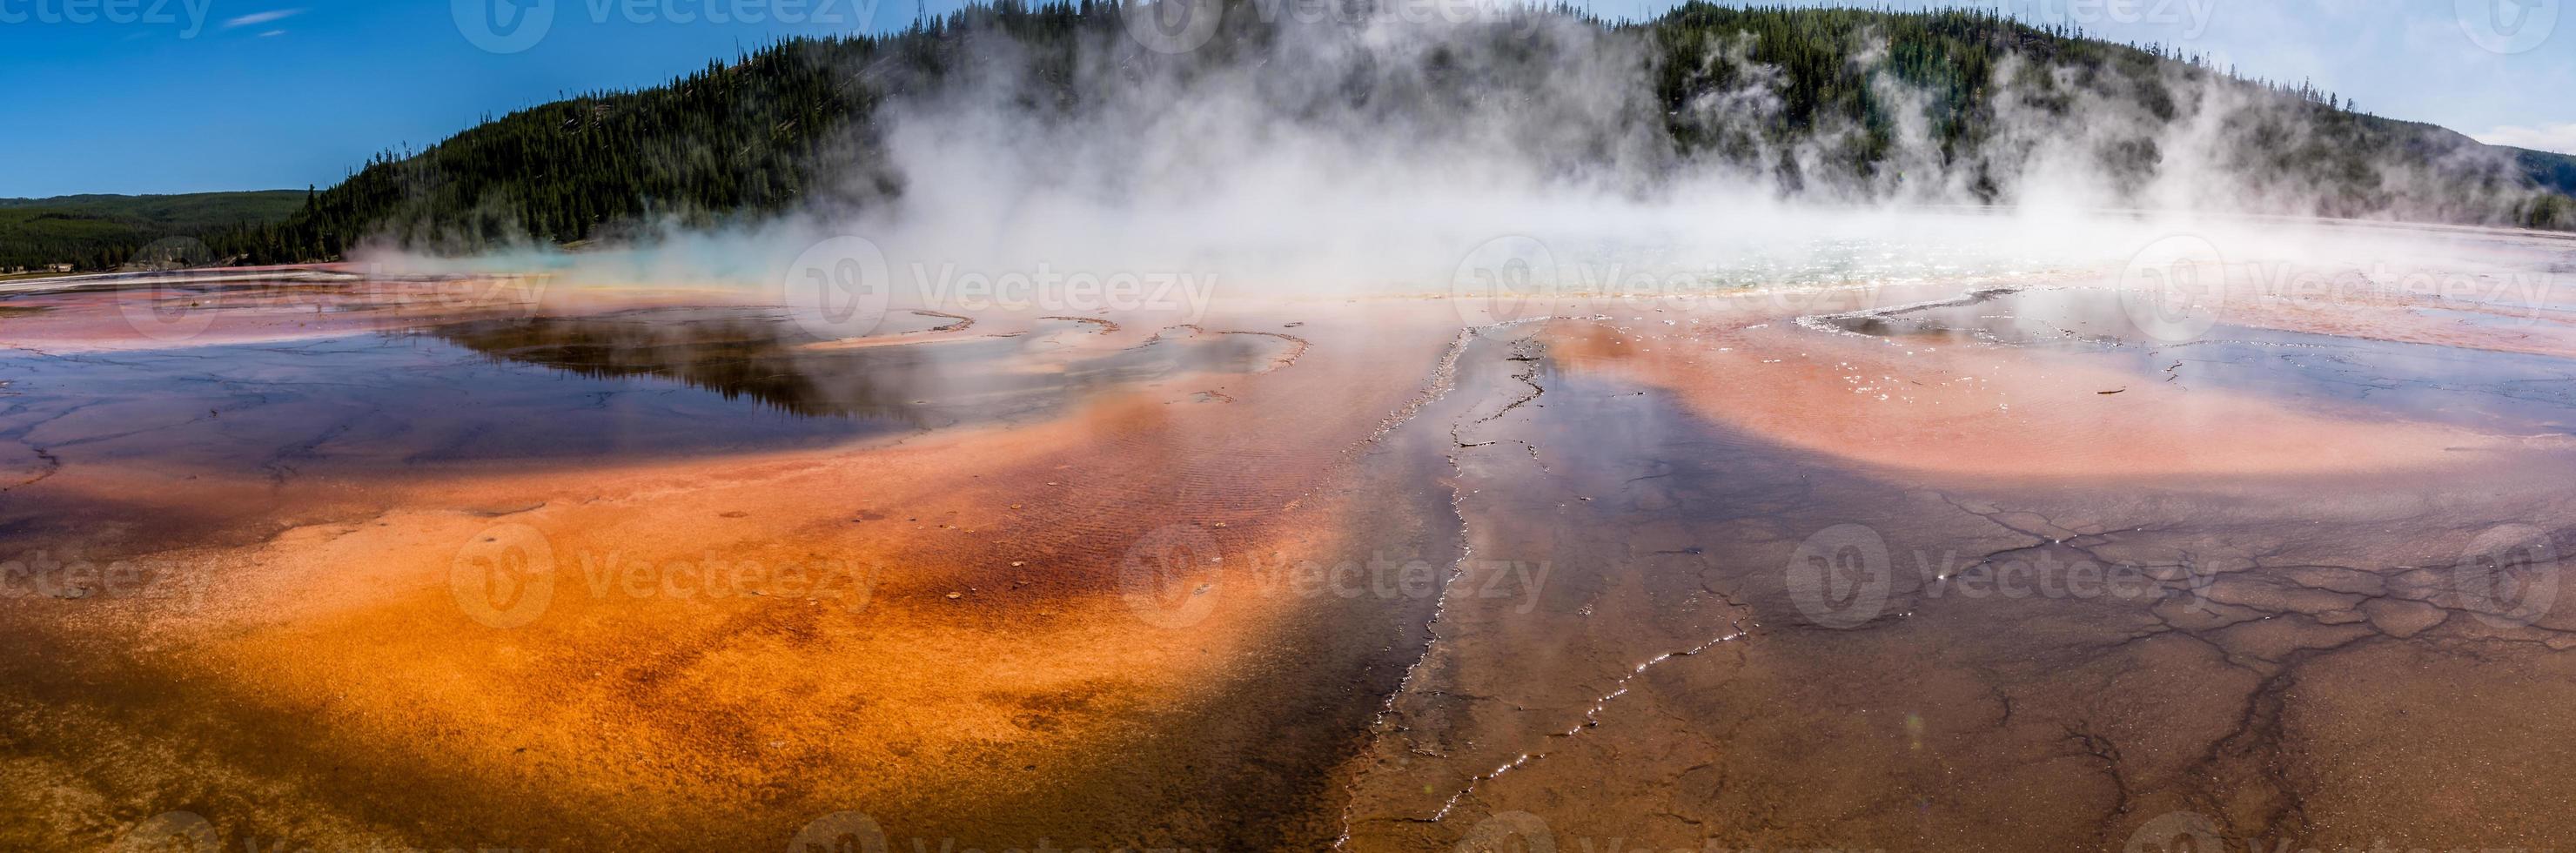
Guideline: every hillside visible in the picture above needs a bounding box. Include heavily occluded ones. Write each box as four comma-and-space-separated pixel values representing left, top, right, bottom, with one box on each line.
149, 1, 2576, 266
0, 191, 306, 272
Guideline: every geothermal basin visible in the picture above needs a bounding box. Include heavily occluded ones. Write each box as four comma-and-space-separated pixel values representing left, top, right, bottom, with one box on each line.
4, 218, 2576, 852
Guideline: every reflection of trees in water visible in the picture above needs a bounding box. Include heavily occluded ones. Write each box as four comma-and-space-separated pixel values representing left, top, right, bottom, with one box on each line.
419, 308, 1278, 426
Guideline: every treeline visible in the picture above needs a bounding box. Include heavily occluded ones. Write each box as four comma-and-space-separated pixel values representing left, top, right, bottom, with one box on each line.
203, 37, 893, 264
0, 191, 305, 272
1647, 3, 2573, 223
132, 1, 2576, 266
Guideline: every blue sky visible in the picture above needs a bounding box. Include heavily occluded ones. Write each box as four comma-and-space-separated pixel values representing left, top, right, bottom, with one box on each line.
0, 0, 2567, 198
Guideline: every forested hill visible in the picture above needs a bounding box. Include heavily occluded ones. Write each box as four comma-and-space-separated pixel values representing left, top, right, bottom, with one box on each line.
155, 0, 2576, 267
0, 191, 305, 272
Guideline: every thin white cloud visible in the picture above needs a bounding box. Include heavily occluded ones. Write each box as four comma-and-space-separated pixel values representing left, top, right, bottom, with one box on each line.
258, 30, 286, 37
221, 8, 304, 30
2475, 123, 2576, 155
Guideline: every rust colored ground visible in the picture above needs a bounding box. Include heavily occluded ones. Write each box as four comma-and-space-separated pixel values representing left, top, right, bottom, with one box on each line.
8, 239, 2576, 852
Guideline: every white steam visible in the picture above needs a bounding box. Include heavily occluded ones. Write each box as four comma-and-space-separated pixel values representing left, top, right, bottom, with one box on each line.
368, 6, 2562, 314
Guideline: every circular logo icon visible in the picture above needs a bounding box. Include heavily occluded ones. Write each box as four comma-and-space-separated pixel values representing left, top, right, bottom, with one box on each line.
453, 0, 556, 54
1450, 235, 1560, 326
1124, 0, 1224, 54
2454, 522, 2560, 628
2456, 0, 2559, 54
788, 810, 889, 853
1785, 523, 1892, 629
1118, 523, 1222, 629
116, 237, 218, 342
782, 236, 894, 341
2123, 810, 2224, 853
117, 810, 218, 852
451, 523, 557, 629
2117, 234, 2228, 344
1454, 810, 1555, 853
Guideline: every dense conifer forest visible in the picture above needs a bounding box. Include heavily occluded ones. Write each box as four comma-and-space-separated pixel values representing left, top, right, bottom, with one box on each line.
0, 191, 305, 272
18, 2, 2575, 271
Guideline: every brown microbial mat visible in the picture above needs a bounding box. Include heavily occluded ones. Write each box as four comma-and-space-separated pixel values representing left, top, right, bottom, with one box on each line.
6, 225, 2576, 852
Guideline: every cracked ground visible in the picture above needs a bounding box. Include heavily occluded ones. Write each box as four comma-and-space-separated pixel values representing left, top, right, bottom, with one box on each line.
6, 228, 2576, 852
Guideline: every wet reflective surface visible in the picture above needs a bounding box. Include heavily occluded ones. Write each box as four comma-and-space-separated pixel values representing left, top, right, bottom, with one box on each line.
1826, 286, 2576, 432
5, 222, 2576, 852
429, 307, 1300, 427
